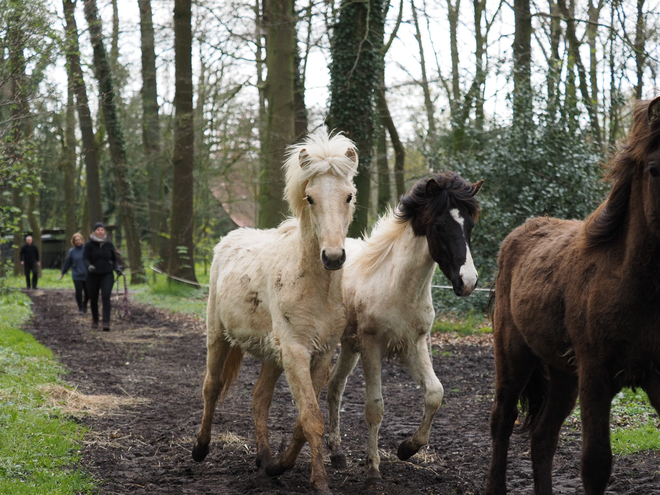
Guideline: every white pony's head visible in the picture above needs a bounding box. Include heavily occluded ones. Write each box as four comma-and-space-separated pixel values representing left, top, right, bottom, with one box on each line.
283, 129, 359, 270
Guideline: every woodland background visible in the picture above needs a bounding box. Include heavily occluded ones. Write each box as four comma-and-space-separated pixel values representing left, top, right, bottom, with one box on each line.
0, 0, 658, 311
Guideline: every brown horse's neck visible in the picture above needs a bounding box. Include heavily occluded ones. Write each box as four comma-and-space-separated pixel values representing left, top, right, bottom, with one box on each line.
620, 179, 660, 273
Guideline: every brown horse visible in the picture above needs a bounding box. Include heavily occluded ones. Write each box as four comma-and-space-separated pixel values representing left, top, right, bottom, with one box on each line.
486, 97, 660, 495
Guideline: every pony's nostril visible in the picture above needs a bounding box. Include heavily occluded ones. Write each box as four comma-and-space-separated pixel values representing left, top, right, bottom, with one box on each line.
341, 249, 346, 264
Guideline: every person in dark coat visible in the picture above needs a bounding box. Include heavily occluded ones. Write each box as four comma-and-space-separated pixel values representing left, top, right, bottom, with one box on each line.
19, 235, 40, 289
59, 233, 89, 314
83, 222, 123, 331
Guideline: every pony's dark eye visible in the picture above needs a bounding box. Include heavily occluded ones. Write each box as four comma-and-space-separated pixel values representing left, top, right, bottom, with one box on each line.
347, 193, 353, 203
649, 165, 660, 178
305, 195, 314, 205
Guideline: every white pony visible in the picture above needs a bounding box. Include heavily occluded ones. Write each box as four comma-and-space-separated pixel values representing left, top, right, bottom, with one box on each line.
192, 129, 358, 495
326, 172, 483, 484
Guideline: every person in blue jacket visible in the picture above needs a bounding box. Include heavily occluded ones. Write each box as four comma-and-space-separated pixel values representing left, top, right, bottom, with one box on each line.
83, 222, 123, 331
59, 233, 89, 314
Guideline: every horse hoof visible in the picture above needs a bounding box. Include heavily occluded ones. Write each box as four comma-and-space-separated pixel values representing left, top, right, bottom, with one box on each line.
265, 461, 288, 477
314, 482, 332, 495
365, 470, 382, 488
397, 438, 420, 461
330, 451, 347, 469
191, 442, 209, 462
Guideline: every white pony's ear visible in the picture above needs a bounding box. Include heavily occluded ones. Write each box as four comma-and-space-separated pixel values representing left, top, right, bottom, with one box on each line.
345, 148, 358, 164
472, 179, 484, 196
299, 149, 310, 168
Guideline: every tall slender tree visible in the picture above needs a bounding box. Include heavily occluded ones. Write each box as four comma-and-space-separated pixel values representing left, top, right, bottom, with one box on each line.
168, 0, 198, 283
63, 75, 78, 242
83, 0, 145, 283
63, 0, 103, 231
138, 0, 165, 259
258, 0, 295, 228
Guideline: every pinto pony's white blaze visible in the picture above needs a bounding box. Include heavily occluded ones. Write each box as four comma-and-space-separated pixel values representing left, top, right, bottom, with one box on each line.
326, 172, 483, 484
192, 129, 358, 495
449, 208, 478, 295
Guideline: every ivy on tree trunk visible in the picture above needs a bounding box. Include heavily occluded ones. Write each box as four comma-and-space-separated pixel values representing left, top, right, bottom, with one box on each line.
328, 0, 385, 237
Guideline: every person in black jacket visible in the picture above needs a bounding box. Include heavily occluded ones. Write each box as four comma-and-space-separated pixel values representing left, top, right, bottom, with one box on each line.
19, 235, 40, 289
83, 222, 123, 331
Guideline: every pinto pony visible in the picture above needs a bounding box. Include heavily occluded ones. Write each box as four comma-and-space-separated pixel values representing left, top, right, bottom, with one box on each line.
326, 172, 483, 484
487, 97, 660, 495
191, 130, 358, 494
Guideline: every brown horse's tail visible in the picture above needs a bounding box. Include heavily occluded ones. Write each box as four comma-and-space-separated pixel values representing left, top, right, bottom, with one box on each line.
518, 365, 549, 434
219, 345, 244, 402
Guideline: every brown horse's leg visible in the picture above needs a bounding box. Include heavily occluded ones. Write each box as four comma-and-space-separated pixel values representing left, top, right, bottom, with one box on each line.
486, 325, 536, 495
192, 334, 234, 462
578, 364, 614, 495
327, 339, 360, 469
642, 372, 660, 414
267, 345, 332, 494
530, 367, 578, 495
253, 360, 283, 473
397, 337, 444, 461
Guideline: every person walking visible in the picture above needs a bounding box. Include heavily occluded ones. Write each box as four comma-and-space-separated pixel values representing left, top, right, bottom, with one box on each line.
83, 222, 123, 331
59, 233, 89, 314
19, 235, 40, 290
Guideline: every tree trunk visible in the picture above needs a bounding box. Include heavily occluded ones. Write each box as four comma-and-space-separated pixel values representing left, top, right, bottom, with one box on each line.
546, 0, 562, 119
512, 0, 532, 125
63, 0, 103, 230
329, 0, 385, 237
168, 0, 198, 283
258, 0, 295, 228
377, 87, 405, 199
558, 0, 602, 145
8, 16, 36, 272
587, 0, 603, 115
634, 0, 646, 99
138, 0, 164, 258
64, 80, 78, 241
411, 0, 436, 138
83, 0, 145, 283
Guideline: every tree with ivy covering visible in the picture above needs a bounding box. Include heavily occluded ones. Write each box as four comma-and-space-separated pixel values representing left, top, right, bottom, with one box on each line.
328, 0, 385, 237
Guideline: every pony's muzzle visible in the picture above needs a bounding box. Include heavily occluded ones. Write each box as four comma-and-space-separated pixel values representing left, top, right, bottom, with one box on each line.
455, 276, 477, 297
322, 248, 346, 271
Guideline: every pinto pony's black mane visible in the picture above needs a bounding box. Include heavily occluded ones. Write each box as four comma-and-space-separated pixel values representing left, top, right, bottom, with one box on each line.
583, 99, 660, 248
395, 172, 481, 235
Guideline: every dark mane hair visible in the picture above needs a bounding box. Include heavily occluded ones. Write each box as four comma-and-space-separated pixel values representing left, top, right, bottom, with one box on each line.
395, 172, 481, 234
583, 99, 660, 248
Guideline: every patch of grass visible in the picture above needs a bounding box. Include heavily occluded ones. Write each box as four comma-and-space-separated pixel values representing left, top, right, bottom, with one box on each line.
131, 276, 208, 319
0, 291, 97, 494
431, 311, 492, 336
566, 389, 660, 455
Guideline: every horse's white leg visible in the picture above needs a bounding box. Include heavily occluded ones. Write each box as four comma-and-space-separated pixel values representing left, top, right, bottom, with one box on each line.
327, 339, 360, 469
361, 338, 384, 484
397, 337, 444, 460
267, 344, 332, 494
253, 360, 283, 473
192, 331, 235, 462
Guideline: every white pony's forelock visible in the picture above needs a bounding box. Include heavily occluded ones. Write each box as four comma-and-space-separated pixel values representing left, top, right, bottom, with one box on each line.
283, 129, 359, 217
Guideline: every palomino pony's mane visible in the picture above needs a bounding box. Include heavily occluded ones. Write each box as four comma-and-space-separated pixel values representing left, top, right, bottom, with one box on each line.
583, 99, 660, 248
349, 173, 481, 274
283, 129, 359, 218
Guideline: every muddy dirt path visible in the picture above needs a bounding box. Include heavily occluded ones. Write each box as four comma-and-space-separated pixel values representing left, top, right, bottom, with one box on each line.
23, 290, 660, 494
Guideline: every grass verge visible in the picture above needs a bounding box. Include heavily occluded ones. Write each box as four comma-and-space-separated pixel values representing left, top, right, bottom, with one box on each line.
0, 290, 97, 494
